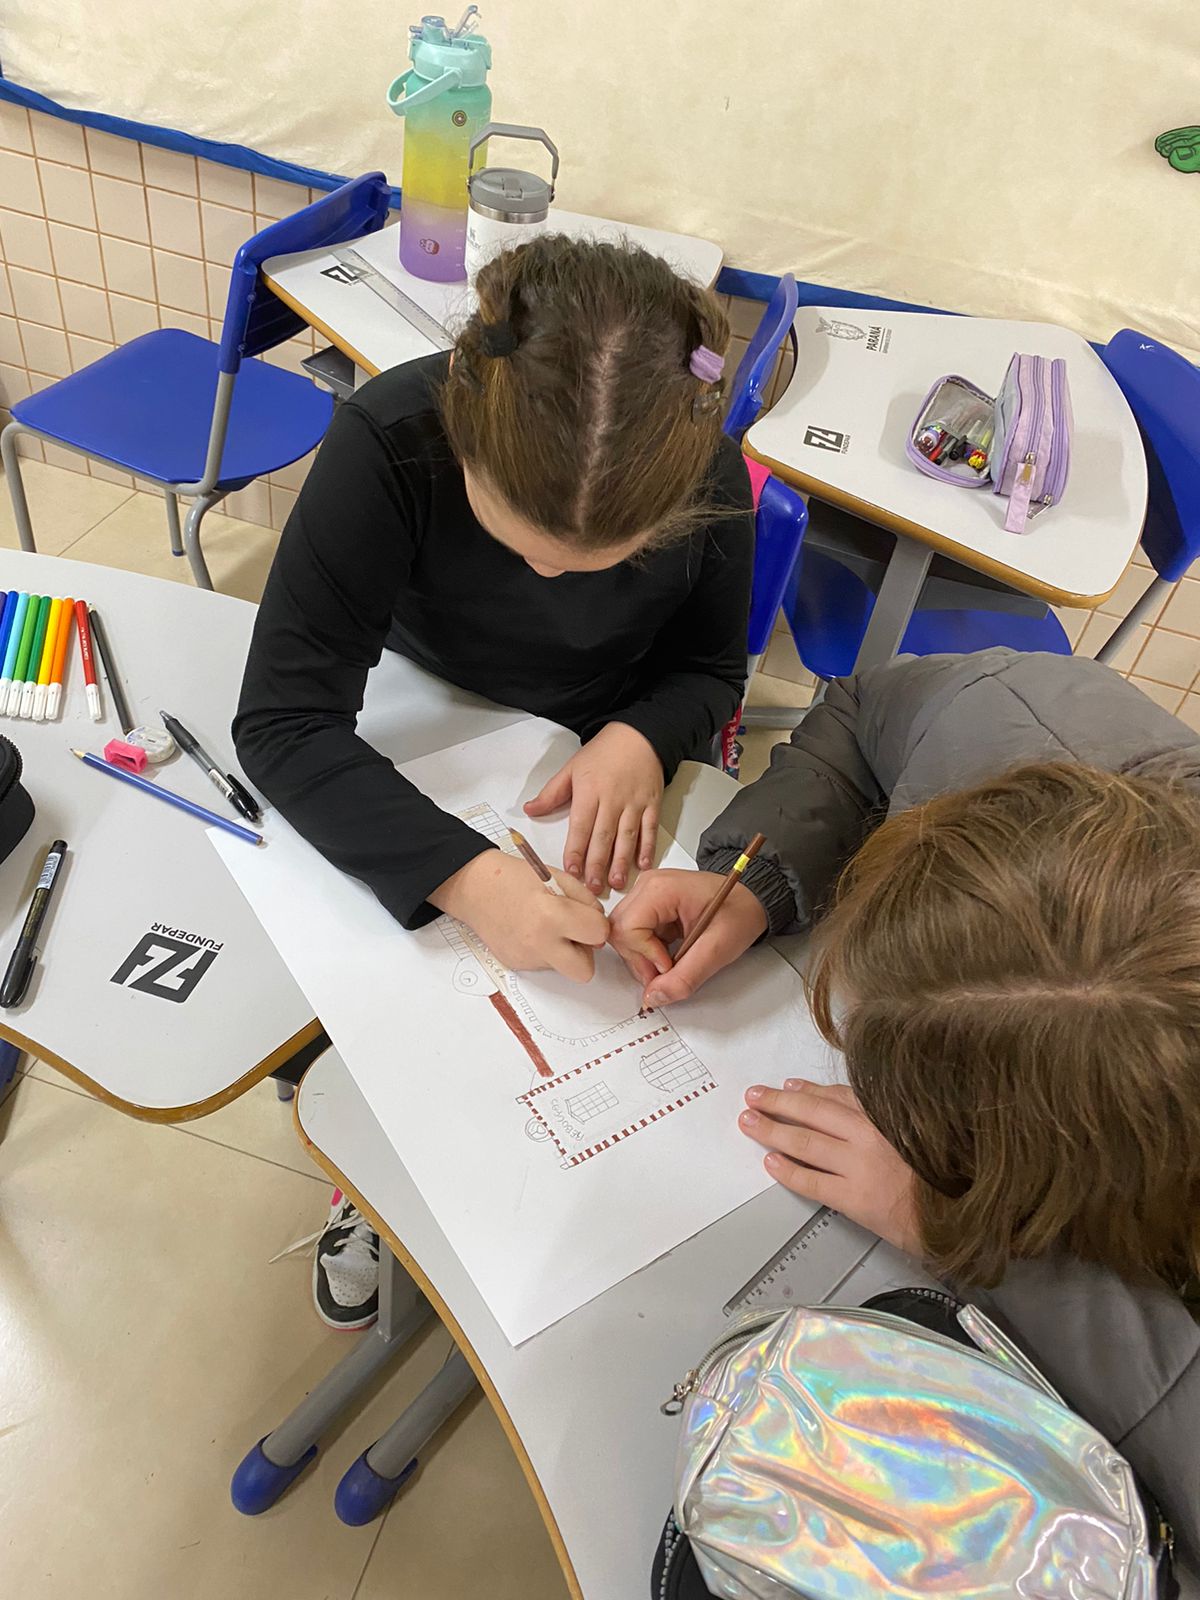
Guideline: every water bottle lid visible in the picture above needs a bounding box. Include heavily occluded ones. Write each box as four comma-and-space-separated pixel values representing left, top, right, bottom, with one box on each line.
410, 25, 491, 89
468, 167, 553, 223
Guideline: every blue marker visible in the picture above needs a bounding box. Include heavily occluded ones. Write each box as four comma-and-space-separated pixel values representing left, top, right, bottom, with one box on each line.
0, 593, 30, 711
0, 594, 17, 676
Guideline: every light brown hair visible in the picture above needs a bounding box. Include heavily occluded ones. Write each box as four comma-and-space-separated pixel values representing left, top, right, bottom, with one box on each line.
808, 761, 1200, 1289
440, 235, 730, 551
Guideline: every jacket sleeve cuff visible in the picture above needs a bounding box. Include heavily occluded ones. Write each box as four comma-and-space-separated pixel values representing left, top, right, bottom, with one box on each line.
700, 847, 798, 938
388, 835, 497, 930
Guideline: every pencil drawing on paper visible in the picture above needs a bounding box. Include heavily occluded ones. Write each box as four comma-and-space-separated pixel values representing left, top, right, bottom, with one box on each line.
437, 800, 719, 1169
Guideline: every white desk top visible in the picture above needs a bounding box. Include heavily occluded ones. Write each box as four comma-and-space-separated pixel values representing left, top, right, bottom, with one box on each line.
297, 763, 919, 1600
746, 309, 1147, 607
0, 552, 534, 1118
263, 214, 724, 377
0, 552, 314, 1116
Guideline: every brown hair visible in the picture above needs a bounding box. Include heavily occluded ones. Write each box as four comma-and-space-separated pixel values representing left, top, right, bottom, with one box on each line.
808, 761, 1200, 1289
440, 235, 730, 551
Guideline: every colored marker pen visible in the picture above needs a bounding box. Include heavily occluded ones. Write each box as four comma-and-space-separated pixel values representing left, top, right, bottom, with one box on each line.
8, 595, 40, 718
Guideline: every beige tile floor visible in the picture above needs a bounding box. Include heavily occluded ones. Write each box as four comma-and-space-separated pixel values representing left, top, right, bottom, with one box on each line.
0, 462, 568, 1600
1, 456, 1196, 1599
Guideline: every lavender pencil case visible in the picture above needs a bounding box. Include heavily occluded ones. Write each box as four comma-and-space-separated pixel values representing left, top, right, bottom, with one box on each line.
907, 353, 1073, 534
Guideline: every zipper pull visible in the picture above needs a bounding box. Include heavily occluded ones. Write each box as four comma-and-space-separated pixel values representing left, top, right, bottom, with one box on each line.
661, 1369, 699, 1416
1004, 451, 1038, 534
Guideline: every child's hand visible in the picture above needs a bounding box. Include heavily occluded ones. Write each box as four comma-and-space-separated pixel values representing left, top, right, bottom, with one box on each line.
739, 1080, 922, 1256
609, 868, 768, 1004
430, 851, 609, 982
523, 722, 664, 893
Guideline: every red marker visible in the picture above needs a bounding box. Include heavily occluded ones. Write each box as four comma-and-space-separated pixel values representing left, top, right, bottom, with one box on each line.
74, 599, 102, 722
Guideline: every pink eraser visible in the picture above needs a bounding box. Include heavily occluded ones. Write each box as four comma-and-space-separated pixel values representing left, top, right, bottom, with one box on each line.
104, 738, 148, 774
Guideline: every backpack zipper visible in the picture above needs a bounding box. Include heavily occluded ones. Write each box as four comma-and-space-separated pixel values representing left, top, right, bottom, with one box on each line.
658, 1512, 687, 1600
660, 1308, 785, 1415
661, 1295, 1052, 1417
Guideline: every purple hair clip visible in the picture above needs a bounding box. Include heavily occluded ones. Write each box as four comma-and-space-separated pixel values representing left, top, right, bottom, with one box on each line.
689, 344, 725, 384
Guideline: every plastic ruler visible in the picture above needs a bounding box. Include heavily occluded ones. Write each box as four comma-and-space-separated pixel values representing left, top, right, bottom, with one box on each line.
723, 1207, 881, 1315
325, 249, 454, 352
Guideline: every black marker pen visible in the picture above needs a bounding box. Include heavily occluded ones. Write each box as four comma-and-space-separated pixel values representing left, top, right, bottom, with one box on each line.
1, 839, 67, 1008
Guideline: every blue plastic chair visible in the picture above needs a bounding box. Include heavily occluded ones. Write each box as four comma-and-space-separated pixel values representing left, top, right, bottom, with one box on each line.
719, 277, 811, 746
782, 415, 1072, 679
1, 173, 392, 589
1092, 329, 1200, 664
725, 273, 799, 443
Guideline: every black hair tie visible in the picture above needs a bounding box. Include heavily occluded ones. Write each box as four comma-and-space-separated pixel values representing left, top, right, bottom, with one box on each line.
479, 320, 518, 358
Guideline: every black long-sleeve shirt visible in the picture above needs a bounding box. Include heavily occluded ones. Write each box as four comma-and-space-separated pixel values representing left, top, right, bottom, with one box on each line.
234, 354, 753, 929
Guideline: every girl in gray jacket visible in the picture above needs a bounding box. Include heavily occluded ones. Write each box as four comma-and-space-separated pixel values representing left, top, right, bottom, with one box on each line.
610, 648, 1200, 1580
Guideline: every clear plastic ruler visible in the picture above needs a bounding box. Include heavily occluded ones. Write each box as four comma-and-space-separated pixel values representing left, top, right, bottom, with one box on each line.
724, 1206, 940, 1316
723, 1207, 880, 1316
324, 249, 454, 352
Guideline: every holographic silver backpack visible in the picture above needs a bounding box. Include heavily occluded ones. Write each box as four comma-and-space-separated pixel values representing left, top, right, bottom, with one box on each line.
655, 1290, 1175, 1600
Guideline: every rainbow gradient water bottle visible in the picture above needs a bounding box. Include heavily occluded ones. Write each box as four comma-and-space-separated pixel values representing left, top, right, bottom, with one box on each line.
387, 9, 492, 282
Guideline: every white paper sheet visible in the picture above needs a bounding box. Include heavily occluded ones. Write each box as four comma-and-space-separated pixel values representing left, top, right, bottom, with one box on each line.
213, 718, 841, 1344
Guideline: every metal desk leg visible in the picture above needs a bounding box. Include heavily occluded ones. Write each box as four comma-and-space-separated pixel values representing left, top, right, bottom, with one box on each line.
334, 1347, 478, 1525
851, 535, 934, 671
230, 1246, 434, 1515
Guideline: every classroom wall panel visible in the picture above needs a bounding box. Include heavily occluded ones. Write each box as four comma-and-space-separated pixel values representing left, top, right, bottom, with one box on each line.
2, 0, 1197, 357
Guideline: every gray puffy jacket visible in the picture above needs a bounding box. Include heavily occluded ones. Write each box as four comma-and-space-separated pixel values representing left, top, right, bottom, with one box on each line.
701, 649, 1200, 1581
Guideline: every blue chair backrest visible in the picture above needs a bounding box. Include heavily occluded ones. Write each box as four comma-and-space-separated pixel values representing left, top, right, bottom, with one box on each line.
723, 274, 799, 441
217, 172, 393, 375
1101, 329, 1200, 584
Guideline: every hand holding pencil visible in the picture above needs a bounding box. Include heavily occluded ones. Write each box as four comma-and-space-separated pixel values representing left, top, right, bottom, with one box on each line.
429, 841, 608, 983
609, 839, 771, 1009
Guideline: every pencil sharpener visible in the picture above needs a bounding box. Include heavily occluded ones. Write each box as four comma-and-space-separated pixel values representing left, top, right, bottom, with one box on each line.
104, 738, 148, 774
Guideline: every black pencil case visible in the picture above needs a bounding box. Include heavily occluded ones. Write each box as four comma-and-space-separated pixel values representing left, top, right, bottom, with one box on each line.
0, 736, 35, 864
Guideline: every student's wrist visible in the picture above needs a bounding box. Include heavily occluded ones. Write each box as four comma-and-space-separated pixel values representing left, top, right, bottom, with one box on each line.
428, 845, 500, 920
702, 848, 796, 938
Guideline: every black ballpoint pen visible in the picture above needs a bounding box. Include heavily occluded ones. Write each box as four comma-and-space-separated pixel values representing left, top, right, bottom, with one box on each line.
1, 839, 67, 1008
160, 711, 261, 823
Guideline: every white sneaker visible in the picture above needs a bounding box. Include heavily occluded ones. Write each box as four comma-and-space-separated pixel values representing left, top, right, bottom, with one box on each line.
312, 1189, 380, 1330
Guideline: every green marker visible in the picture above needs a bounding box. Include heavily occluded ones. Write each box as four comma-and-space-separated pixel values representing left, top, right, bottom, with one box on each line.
8, 595, 41, 717
19, 595, 52, 719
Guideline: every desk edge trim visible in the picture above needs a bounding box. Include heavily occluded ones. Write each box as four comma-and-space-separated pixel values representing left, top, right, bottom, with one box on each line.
744, 441, 1142, 610
0, 1016, 325, 1122
294, 1088, 585, 1600
263, 272, 383, 379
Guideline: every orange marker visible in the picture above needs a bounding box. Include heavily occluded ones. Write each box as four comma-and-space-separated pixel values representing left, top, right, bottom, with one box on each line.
46, 598, 74, 721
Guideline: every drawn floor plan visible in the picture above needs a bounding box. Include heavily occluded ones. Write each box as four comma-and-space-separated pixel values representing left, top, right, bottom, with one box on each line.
212, 713, 825, 1344
440, 802, 719, 1169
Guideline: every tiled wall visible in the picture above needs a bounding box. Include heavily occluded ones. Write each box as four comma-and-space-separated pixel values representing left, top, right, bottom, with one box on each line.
3, 99, 1199, 724
0, 99, 320, 529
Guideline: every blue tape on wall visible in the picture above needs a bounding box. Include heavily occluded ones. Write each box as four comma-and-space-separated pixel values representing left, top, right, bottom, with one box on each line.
0, 73, 402, 207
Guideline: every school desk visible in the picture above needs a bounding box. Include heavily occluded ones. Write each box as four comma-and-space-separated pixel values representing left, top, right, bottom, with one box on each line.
286, 768, 922, 1599
261, 213, 724, 380
0, 550, 528, 1118
745, 309, 1149, 670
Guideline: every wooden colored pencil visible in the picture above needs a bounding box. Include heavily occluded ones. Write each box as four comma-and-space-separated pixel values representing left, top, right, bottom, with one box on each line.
673, 832, 767, 963
508, 827, 567, 897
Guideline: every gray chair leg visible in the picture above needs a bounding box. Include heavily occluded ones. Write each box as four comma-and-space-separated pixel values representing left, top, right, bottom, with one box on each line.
182, 490, 222, 590
1093, 574, 1172, 665
164, 489, 184, 559
1, 422, 37, 552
